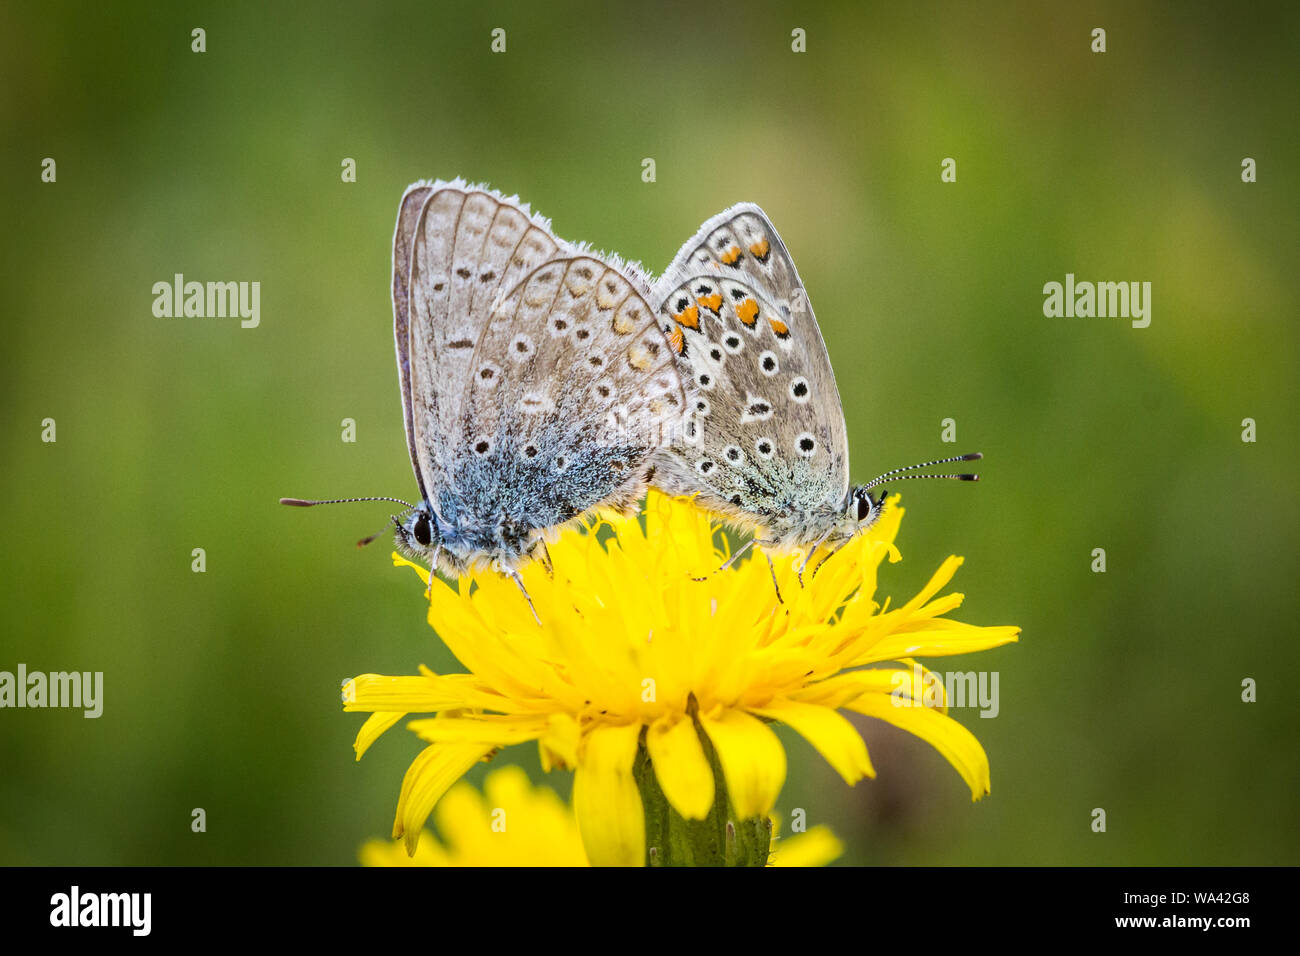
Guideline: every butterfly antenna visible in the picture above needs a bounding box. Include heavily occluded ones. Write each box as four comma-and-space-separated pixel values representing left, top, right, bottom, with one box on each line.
280, 496, 418, 548
859, 453, 982, 492
357, 514, 406, 548
279, 495, 417, 509
871, 472, 980, 486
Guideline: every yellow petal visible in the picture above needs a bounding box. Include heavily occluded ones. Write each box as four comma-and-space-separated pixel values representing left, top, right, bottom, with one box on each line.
538, 713, 579, 771
698, 708, 786, 820
343, 673, 475, 712
860, 620, 1021, 662
391, 743, 492, 854
791, 663, 944, 710
392, 551, 430, 584
353, 711, 404, 761
645, 715, 715, 820
752, 699, 874, 785
407, 714, 551, 745
573, 723, 645, 866
895, 555, 964, 617
848, 694, 991, 800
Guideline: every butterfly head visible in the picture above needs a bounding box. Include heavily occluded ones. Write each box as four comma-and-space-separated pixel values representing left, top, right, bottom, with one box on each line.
394, 502, 444, 560
846, 485, 888, 529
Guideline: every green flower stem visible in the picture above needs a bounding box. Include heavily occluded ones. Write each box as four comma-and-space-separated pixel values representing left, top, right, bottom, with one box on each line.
633, 713, 772, 867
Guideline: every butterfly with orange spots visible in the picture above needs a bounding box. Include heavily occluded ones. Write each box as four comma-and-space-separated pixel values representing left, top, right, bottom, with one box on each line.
649, 204, 980, 586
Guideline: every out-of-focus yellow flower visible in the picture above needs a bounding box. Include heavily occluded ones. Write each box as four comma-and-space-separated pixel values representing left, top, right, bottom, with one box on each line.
360, 766, 588, 867
359, 766, 843, 867
345, 491, 1019, 865
768, 822, 844, 868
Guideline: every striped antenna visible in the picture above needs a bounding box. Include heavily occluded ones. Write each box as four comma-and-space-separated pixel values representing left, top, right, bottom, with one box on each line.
859, 452, 981, 492
279, 496, 417, 549
279, 495, 416, 509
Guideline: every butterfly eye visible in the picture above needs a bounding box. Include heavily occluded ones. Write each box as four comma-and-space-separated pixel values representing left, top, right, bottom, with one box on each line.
413, 513, 433, 546
855, 493, 873, 522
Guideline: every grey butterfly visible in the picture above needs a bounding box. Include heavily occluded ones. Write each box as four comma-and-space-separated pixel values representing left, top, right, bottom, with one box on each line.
283, 180, 686, 615
648, 203, 979, 580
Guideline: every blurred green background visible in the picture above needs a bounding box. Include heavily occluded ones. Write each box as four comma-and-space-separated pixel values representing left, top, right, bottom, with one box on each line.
2, 0, 1297, 865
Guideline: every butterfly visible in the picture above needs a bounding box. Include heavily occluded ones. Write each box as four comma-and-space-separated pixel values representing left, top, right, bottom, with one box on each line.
647, 203, 980, 584
283, 180, 687, 618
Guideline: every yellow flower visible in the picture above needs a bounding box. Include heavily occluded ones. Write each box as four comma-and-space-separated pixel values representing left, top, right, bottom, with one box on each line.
359, 765, 842, 867
344, 491, 1019, 866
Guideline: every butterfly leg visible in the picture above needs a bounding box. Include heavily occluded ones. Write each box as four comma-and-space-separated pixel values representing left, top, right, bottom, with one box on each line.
810, 541, 849, 581
691, 537, 756, 582
796, 546, 816, 588
510, 570, 543, 627
526, 538, 555, 577
765, 551, 785, 605
423, 544, 443, 599
795, 530, 836, 588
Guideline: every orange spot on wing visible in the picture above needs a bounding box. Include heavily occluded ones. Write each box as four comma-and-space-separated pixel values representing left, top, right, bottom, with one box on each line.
769, 317, 790, 338
696, 293, 723, 314
720, 246, 742, 266
749, 239, 771, 261
668, 325, 685, 354
736, 298, 759, 327
673, 303, 700, 330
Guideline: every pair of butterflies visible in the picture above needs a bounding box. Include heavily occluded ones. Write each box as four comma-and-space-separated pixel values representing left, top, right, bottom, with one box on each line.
284, 180, 978, 613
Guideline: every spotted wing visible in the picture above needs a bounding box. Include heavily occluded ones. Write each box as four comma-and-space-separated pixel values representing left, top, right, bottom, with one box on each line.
650, 205, 849, 525
443, 256, 687, 535
659, 202, 811, 315
401, 181, 568, 495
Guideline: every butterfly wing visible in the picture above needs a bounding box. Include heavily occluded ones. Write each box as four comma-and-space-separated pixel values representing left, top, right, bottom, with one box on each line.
650, 205, 850, 540
660, 202, 811, 317
391, 182, 435, 498
401, 181, 568, 498
442, 255, 686, 554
